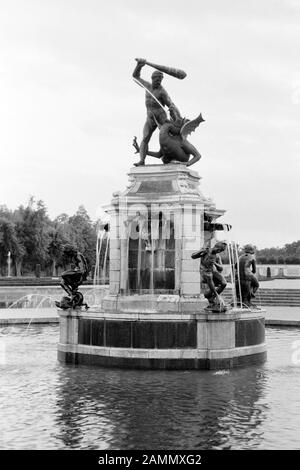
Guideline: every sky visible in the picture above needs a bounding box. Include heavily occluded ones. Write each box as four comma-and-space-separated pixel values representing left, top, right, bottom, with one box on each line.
0, 0, 299, 248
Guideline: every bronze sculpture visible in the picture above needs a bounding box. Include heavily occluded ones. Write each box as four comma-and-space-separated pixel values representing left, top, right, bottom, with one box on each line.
132, 113, 203, 166
191, 241, 227, 312
137, 59, 187, 80
132, 58, 203, 167
55, 244, 89, 310
236, 244, 259, 307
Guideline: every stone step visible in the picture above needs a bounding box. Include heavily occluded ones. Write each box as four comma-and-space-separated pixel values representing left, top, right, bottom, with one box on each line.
225, 295, 300, 299
259, 291, 300, 294
224, 300, 300, 306
258, 296, 300, 299
223, 291, 300, 299
223, 294, 300, 302
226, 289, 300, 294
231, 298, 300, 302
224, 291, 300, 296
223, 289, 300, 306
254, 296, 300, 299
259, 298, 300, 301
224, 291, 300, 297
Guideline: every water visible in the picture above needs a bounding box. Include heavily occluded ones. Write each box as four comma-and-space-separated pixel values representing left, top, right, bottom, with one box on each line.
8, 294, 56, 309
93, 229, 105, 285
0, 326, 300, 449
128, 212, 176, 293
93, 229, 109, 286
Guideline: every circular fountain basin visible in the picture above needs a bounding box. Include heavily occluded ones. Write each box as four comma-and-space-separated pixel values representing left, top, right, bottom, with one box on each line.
57, 306, 266, 370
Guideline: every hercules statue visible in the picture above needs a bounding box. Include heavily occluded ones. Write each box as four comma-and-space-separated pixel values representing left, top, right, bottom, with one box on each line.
132, 58, 204, 167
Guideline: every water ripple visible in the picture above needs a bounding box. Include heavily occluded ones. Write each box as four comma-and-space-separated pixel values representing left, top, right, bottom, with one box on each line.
1, 325, 300, 449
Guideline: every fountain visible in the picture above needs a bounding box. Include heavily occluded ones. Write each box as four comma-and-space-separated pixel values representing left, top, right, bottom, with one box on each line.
8, 294, 56, 309
7, 251, 12, 277
93, 223, 110, 286
57, 58, 266, 369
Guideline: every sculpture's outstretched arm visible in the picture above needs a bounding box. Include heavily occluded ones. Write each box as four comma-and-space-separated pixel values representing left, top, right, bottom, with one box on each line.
191, 248, 207, 259
133, 58, 150, 88
163, 92, 182, 121
214, 254, 223, 272
147, 149, 163, 159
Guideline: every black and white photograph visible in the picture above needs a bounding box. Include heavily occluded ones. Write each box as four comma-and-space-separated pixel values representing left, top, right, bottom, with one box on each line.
0, 0, 299, 456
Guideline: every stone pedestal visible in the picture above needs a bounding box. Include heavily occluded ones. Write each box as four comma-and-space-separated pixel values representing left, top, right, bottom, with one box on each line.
58, 164, 267, 369
104, 163, 225, 304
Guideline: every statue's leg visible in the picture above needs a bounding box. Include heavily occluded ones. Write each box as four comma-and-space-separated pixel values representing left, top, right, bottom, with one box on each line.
135, 118, 156, 166
203, 273, 218, 302
241, 279, 251, 306
214, 272, 227, 295
250, 274, 259, 298
252, 274, 259, 293
60, 280, 72, 297
235, 278, 241, 302
247, 280, 252, 304
182, 140, 201, 167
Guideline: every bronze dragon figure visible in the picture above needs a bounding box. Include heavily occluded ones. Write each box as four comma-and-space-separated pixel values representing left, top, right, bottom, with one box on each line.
133, 113, 205, 167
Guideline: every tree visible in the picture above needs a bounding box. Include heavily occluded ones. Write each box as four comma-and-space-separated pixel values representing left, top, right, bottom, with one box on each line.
54, 213, 70, 225
68, 205, 97, 271
47, 224, 72, 276
13, 198, 52, 274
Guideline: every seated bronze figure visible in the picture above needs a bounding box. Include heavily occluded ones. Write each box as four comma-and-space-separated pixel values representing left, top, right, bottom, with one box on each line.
55, 244, 89, 310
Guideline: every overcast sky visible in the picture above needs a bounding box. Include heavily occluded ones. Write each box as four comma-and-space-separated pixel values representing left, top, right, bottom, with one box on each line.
0, 0, 299, 248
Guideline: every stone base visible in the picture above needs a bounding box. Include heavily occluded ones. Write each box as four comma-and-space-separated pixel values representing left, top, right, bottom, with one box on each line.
57, 307, 267, 370
101, 293, 208, 314
58, 349, 267, 370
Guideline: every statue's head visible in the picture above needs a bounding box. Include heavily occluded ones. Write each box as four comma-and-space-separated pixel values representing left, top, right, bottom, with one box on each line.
204, 213, 213, 223
243, 244, 255, 254
212, 241, 227, 253
151, 70, 163, 88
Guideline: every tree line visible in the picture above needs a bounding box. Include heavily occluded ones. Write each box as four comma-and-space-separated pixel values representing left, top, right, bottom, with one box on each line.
0, 198, 98, 277
1, 198, 300, 277
221, 241, 300, 265
255, 241, 300, 265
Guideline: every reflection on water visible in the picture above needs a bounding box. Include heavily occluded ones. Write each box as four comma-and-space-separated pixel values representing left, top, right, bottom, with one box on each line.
0, 325, 300, 449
